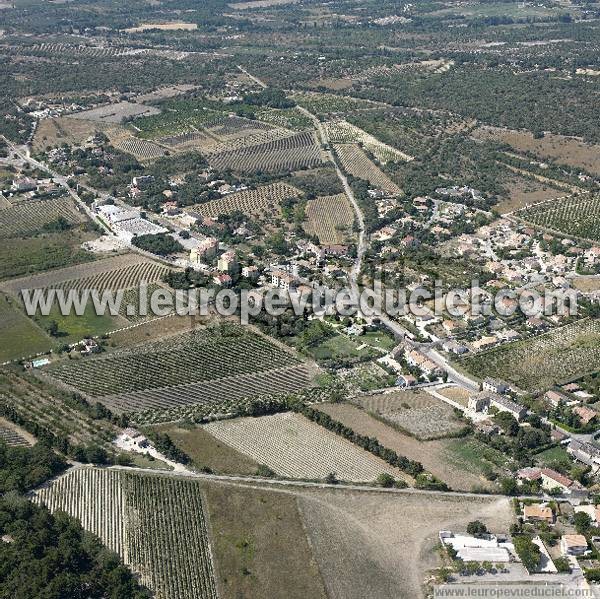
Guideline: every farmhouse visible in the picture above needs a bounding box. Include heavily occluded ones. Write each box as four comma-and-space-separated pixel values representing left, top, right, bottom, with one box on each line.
523, 504, 554, 524
468, 392, 526, 421
544, 390, 569, 408
482, 378, 510, 394
439, 531, 514, 563
573, 405, 597, 426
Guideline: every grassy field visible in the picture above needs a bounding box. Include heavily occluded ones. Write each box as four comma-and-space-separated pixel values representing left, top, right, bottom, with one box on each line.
0, 294, 53, 362
309, 333, 378, 362
444, 438, 513, 477
496, 172, 563, 214
0, 231, 97, 281
151, 423, 260, 475
204, 482, 327, 599
33, 302, 125, 344
534, 445, 573, 471
317, 402, 495, 491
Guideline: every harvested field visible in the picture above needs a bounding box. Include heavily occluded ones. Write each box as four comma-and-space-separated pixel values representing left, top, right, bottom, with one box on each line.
353, 390, 465, 440
515, 192, 600, 242
0, 253, 157, 297
204, 481, 327, 599
152, 423, 260, 475
33, 116, 126, 151
203, 412, 408, 483
0, 196, 87, 238
474, 126, 600, 176
316, 402, 492, 491
496, 172, 563, 214
335, 144, 401, 194
324, 120, 413, 163
208, 131, 325, 173
303, 193, 355, 244
135, 85, 197, 103
296, 487, 513, 599
460, 318, 600, 392
68, 101, 160, 124
35, 468, 218, 599
189, 182, 302, 218
434, 385, 470, 408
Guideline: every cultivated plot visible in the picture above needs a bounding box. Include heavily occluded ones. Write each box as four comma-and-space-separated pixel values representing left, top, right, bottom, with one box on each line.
189, 182, 302, 218
516, 192, 600, 241
460, 318, 600, 392
304, 193, 355, 244
334, 144, 401, 194
353, 390, 465, 440
35, 468, 218, 599
203, 412, 407, 482
0, 196, 87, 239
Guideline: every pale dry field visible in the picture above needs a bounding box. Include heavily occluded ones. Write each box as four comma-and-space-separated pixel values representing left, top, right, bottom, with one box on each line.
474, 125, 600, 176
296, 487, 513, 599
33, 117, 128, 151
572, 276, 600, 293
124, 22, 198, 32
317, 402, 493, 492
496, 172, 563, 214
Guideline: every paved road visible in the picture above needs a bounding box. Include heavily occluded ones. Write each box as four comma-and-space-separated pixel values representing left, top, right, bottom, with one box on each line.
294, 106, 480, 390
2, 136, 112, 235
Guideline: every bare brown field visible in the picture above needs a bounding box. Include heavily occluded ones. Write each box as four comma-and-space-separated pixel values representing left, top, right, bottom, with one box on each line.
106, 314, 210, 347
353, 390, 465, 440
307, 78, 354, 90
33, 116, 127, 151
496, 172, 563, 214
572, 276, 600, 293
475, 125, 600, 176
152, 424, 260, 475
317, 402, 492, 491
434, 385, 470, 408
295, 486, 513, 599
304, 193, 355, 244
204, 481, 327, 599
